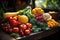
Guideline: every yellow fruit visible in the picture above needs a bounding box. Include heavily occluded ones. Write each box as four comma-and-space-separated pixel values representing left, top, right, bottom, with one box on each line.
18, 15, 29, 23
47, 19, 59, 28
3, 12, 18, 18
32, 8, 44, 14
32, 8, 36, 14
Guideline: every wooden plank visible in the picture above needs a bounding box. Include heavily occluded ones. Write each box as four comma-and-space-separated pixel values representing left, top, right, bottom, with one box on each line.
18, 28, 59, 40
0, 30, 16, 40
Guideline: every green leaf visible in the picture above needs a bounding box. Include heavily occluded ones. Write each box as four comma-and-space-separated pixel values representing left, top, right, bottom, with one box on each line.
37, 28, 41, 31
33, 28, 41, 33
45, 27, 50, 30
30, 18, 37, 25
10, 33, 20, 38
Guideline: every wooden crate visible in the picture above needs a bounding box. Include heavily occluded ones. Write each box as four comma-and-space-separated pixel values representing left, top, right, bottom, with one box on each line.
0, 27, 60, 40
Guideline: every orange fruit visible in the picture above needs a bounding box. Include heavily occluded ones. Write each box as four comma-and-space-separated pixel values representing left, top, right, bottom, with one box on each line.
32, 8, 44, 14
18, 15, 29, 23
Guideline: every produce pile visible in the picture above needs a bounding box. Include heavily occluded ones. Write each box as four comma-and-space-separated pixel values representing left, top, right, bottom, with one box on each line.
0, 7, 59, 38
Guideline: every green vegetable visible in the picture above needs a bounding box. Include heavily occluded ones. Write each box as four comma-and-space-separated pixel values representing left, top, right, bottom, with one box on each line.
32, 25, 41, 32
30, 18, 37, 25
17, 6, 34, 20
17, 6, 50, 33
33, 28, 41, 33
47, 0, 59, 8
0, 8, 5, 16
41, 23, 50, 30
10, 33, 20, 38
0, 8, 5, 23
42, 0, 48, 8
34, 29, 39, 32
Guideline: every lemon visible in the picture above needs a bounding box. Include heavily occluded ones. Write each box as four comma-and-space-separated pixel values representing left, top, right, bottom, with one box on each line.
18, 15, 29, 23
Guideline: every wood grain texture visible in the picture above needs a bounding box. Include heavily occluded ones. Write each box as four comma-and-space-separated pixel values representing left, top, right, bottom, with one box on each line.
0, 30, 16, 40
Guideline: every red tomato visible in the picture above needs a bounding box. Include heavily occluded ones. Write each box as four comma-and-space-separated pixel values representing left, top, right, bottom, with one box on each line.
7, 24, 11, 28
2, 27, 7, 31
3, 27, 10, 33
30, 29, 32, 32
10, 20, 19, 26
5, 28, 9, 32
9, 17, 14, 21
18, 22, 22, 25
8, 28, 12, 33
19, 29, 24, 36
13, 16, 17, 20
1, 24, 5, 27
28, 28, 32, 32
8, 16, 17, 22
24, 29, 31, 35
1, 23, 12, 33
12, 27, 19, 33
26, 23, 32, 29
19, 24, 27, 30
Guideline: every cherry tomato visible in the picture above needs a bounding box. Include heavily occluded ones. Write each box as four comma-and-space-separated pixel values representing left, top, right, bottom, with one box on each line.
28, 28, 32, 32
26, 23, 32, 29
2, 26, 10, 33
9, 17, 14, 21
10, 20, 19, 26
24, 29, 31, 35
13, 16, 17, 20
17, 21, 22, 26
2, 27, 7, 31
8, 28, 12, 33
19, 24, 27, 30
1, 24, 5, 27
12, 27, 19, 33
8, 16, 17, 22
5, 28, 9, 33
7, 24, 11, 28
19, 29, 24, 36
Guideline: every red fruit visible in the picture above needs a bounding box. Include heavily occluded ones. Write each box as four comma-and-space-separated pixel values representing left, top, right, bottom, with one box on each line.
35, 13, 40, 17
38, 16, 43, 19
13, 16, 17, 20
7, 24, 11, 28
24, 29, 31, 35
26, 23, 32, 29
2, 27, 7, 31
12, 27, 19, 33
19, 24, 27, 30
28, 28, 32, 32
19, 29, 24, 36
18, 22, 22, 25
35, 17, 39, 19
9, 28, 12, 33
9, 17, 14, 21
30, 29, 32, 32
35, 14, 46, 23
3, 27, 9, 32
1, 24, 5, 27
5, 28, 9, 32
11, 20, 19, 26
